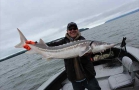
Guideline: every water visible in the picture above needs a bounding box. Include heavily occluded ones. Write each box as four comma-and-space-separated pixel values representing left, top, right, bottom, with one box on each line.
0, 54, 64, 90
0, 12, 139, 90
82, 11, 139, 48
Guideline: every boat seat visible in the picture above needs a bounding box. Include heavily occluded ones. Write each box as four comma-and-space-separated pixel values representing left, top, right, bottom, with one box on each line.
108, 56, 135, 90
61, 79, 88, 90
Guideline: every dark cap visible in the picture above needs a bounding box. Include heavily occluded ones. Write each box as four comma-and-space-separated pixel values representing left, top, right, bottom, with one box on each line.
67, 22, 78, 30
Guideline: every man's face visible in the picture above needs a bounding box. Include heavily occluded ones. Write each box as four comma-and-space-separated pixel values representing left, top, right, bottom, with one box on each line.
67, 26, 79, 38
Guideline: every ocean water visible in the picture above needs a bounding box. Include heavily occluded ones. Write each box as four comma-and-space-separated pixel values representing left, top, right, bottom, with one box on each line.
82, 11, 139, 48
0, 12, 139, 90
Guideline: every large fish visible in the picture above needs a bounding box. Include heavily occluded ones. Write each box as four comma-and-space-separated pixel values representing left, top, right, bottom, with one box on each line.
15, 28, 116, 59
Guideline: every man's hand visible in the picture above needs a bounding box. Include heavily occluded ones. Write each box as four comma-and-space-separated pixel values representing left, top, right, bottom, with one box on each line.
23, 44, 31, 50
84, 52, 92, 56
84, 52, 94, 61
23, 40, 37, 50
26, 40, 36, 45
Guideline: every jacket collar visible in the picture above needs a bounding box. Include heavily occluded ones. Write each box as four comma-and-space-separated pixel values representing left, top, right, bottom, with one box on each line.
65, 32, 81, 41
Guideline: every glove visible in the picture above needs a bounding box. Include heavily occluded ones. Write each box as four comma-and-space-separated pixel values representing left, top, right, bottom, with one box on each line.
26, 40, 37, 45
23, 44, 31, 50
23, 40, 37, 50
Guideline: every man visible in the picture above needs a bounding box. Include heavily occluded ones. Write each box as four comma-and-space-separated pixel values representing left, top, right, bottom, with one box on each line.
24, 22, 101, 90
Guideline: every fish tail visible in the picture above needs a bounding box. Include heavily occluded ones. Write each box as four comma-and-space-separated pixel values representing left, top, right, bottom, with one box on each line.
15, 28, 27, 48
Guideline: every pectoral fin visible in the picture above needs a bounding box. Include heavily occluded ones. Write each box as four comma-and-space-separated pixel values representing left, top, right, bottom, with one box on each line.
41, 57, 53, 61
79, 46, 91, 57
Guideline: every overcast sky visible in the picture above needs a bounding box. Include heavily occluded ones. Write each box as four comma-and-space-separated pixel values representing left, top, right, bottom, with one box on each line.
0, 0, 139, 58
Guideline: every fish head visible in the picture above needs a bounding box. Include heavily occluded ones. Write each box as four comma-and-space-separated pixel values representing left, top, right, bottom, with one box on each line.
90, 41, 115, 53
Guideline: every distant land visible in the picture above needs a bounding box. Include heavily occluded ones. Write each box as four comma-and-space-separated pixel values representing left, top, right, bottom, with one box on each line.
79, 28, 89, 32
105, 8, 139, 23
47, 28, 89, 44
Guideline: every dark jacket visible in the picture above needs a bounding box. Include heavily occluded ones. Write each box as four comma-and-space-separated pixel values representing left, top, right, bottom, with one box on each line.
47, 33, 96, 82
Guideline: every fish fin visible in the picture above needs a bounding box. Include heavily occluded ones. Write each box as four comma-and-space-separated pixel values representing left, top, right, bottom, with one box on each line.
35, 39, 48, 49
15, 28, 27, 48
46, 58, 53, 61
79, 46, 91, 57
41, 55, 53, 61
38, 39, 48, 47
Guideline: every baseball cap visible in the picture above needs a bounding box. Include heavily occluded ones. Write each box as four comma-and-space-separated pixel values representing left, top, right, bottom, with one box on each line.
67, 22, 78, 30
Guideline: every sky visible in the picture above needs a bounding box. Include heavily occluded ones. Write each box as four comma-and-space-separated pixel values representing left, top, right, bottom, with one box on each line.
0, 0, 139, 58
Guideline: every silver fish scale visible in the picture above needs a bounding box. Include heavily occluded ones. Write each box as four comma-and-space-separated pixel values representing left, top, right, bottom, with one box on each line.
45, 40, 92, 52
92, 41, 111, 45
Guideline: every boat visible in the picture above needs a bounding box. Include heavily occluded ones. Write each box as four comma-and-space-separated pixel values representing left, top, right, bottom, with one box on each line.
37, 38, 139, 90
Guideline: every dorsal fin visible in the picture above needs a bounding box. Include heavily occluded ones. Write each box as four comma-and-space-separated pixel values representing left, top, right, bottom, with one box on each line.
39, 39, 48, 47
35, 39, 48, 49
